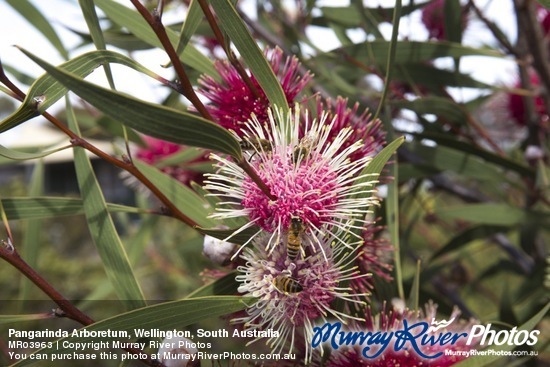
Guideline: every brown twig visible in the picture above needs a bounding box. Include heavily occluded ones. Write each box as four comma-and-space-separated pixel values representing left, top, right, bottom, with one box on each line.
129, 0, 212, 120
0, 244, 94, 325
0, 250, 164, 367
196, 0, 262, 100
238, 160, 276, 201
129, 0, 275, 201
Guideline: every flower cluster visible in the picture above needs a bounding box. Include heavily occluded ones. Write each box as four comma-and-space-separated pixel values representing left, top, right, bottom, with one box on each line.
204, 105, 388, 363
198, 47, 312, 136
323, 302, 476, 367
506, 71, 549, 127
233, 231, 368, 362
199, 44, 391, 364
135, 136, 208, 186
421, 0, 469, 40
205, 107, 379, 254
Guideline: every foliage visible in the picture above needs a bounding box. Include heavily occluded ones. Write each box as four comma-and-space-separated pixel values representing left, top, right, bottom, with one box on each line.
0, 0, 548, 366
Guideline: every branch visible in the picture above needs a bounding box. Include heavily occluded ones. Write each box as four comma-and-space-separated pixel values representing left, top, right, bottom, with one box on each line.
129, 0, 212, 120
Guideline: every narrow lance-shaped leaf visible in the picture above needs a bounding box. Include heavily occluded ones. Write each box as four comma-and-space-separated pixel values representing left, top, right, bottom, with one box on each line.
319, 40, 503, 66
10, 296, 248, 367
187, 272, 240, 298
78, 0, 116, 88
0, 144, 72, 161
351, 136, 405, 199
19, 49, 242, 158
135, 161, 217, 228
18, 161, 44, 303
0, 313, 51, 325
175, 0, 204, 57
0, 197, 142, 220
1, 49, 166, 133
67, 98, 146, 310
435, 204, 528, 226
210, 0, 290, 111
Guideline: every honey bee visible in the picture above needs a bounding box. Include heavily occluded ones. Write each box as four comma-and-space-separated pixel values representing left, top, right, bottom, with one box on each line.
239, 138, 272, 153
292, 133, 315, 164
273, 274, 303, 293
287, 216, 305, 260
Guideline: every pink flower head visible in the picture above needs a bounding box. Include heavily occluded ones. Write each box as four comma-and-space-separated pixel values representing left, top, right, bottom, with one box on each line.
234, 231, 369, 363
422, 0, 446, 39
507, 72, 549, 127
198, 47, 312, 135
421, 0, 468, 40
325, 302, 476, 367
313, 97, 385, 163
537, 5, 550, 35
136, 136, 207, 185
204, 106, 380, 254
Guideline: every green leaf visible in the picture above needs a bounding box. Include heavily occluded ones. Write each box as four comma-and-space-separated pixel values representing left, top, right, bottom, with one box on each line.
175, 0, 204, 57
67, 98, 145, 310
351, 136, 405, 198
0, 197, 142, 220
393, 64, 492, 91
430, 225, 508, 261
444, 0, 463, 44
67, 27, 154, 51
19, 49, 242, 158
394, 97, 467, 123
319, 40, 502, 66
78, 0, 115, 88
209, 0, 290, 111
5, 0, 68, 59
19, 161, 44, 302
410, 131, 535, 178
0, 144, 71, 161
407, 260, 421, 311
436, 204, 527, 226
93, 0, 218, 78
0, 313, 51, 325
135, 161, 216, 228
1, 49, 164, 133
187, 271, 239, 298
453, 302, 550, 367
537, 0, 550, 10
313, 3, 425, 28
406, 142, 506, 181
10, 296, 247, 367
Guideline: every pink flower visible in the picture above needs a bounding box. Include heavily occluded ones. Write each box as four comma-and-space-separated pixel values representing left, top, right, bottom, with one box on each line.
421, 0, 468, 40
233, 230, 369, 363
135, 136, 208, 185
506, 72, 548, 127
204, 106, 380, 253
313, 97, 385, 163
198, 47, 312, 135
324, 302, 476, 367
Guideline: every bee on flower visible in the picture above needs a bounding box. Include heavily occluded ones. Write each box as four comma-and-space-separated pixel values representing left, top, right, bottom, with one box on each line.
204, 105, 381, 256
233, 230, 371, 364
